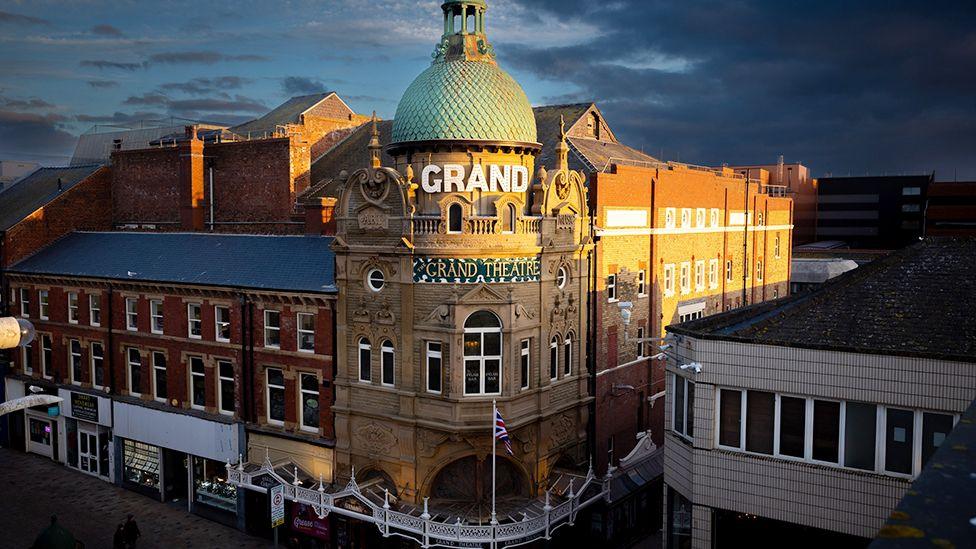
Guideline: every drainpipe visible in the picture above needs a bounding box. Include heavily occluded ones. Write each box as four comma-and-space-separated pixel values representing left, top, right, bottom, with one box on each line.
238, 293, 250, 421
107, 285, 115, 395
247, 300, 256, 423
208, 165, 215, 232
742, 170, 750, 306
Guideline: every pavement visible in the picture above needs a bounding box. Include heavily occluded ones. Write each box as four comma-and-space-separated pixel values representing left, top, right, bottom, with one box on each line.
0, 447, 269, 549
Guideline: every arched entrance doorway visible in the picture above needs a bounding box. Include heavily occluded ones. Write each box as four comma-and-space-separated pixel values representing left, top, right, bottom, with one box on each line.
430, 455, 528, 520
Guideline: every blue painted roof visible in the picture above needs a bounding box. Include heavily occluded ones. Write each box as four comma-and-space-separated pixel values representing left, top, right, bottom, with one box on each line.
9, 232, 336, 294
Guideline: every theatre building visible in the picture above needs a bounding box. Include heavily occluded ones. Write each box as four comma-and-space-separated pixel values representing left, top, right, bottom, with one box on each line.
4, 231, 336, 531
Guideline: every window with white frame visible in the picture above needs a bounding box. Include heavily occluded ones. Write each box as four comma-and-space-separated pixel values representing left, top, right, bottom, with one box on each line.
381, 340, 395, 386
150, 300, 164, 334
637, 270, 647, 297
187, 303, 202, 339
127, 348, 142, 396
88, 341, 105, 389
21, 340, 33, 375
678, 302, 706, 323
549, 336, 559, 380
902, 204, 920, 213
695, 208, 705, 228
69, 339, 82, 384
757, 212, 765, 226
636, 326, 645, 358
125, 298, 138, 331
19, 288, 29, 317
39, 290, 49, 320
218, 361, 235, 415
774, 233, 782, 259
297, 313, 315, 353
263, 310, 280, 348
67, 292, 79, 324
41, 335, 52, 378
607, 274, 617, 302
215, 306, 231, 342
189, 357, 206, 409
563, 334, 573, 376
725, 260, 733, 282
300, 373, 319, 431
463, 311, 502, 395
520, 339, 530, 390
680, 208, 691, 228
708, 259, 719, 289
663, 264, 675, 297
152, 351, 167, 402
427, 341, 443, 393
756, 259, 764, 282
679, 262, 691, 294
694, 260, 705, 291
902, 187, 921, 196
358, 338, 371, 382
710, 208, 720, 227
664, 208, 676, 229
89, 295, 101, 327
266, 368, 285, 425
672, 374, 694, 439
556, 266, 568, 289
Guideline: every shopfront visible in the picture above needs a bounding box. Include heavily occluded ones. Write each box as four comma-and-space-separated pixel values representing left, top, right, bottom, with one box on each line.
5, 378, 61, 460
58, 388, 112, 481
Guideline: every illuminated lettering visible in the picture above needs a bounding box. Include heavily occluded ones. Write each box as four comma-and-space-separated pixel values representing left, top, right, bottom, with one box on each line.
421, 165, 442, 193
468, 164, 488, 192
511, 166, 530, 193
443, 164, 465, 192
489, 164, 511, 192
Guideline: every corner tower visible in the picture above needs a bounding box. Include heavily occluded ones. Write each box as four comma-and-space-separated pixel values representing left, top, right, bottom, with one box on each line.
332, 0, 593, 518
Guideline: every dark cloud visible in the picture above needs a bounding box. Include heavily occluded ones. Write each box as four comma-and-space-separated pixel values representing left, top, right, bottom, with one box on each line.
87, 80, 119, 89
91, 24, 123, 36
281, 76, 331, 96
147, 51, 269, 65
122, 92, 170, 106
0, 10, 48, 25
504, 0, 976, 178
159, 76, 252, 95
80, 60, 142, 71
0, 95, 57, 110
0, 110, 76, 163
74, 111, 165, 124
120, 92, 266, 115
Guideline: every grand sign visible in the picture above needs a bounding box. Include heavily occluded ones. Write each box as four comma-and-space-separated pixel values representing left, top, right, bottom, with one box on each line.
413, 257, 540, 284
420, 164, 531, 193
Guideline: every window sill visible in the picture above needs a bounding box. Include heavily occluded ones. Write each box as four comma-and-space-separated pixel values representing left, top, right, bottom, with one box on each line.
154, 397, 167, 404
69, 320, 78, 325
189, 335, 202, 340
216, 338, 230, 344
607, 298, 619, 304
151, 330, 164, 335
265, 345, 281, 350
219, 410, 235, 417
298, 349, 315, 354
90, 323, 101, 328
40, 316, 49, 321
191, 405, 205, 411
299, 426, 319, 434
126, 327, 138, 332
267, 419, 285, 427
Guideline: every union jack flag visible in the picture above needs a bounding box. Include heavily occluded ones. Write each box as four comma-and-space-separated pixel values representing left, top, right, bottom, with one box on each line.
494, 408, 514, 456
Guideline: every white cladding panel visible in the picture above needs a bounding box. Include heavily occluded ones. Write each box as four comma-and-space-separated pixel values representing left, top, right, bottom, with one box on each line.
113, 401, 239, 461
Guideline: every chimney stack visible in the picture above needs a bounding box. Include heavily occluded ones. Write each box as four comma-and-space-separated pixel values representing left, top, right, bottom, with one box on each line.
304, 197, 337, 236
178, 125, 205, 231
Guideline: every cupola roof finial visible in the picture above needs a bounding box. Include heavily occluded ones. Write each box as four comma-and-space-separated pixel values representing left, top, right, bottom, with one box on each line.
368, 111, 382, 168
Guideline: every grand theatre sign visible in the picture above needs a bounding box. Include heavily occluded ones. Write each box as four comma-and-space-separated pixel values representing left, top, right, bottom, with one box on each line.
420, 164, 532, 194
413, 257, 541, 284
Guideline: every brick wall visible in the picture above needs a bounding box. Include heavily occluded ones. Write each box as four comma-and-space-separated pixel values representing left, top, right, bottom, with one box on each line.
111, 147, 181, 226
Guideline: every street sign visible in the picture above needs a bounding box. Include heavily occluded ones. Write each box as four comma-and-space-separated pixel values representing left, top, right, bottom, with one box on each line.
271, 485, 285, 528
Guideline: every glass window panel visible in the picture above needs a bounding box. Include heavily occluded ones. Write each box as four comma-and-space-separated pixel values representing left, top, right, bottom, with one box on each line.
484, 359, 500, 394
673, 376, 685, 435
686, 381, 695, 438
484, 332, 501, 356
463, 333, 481, 357
885, 408, 915, 474
779, 396, 806, 458
719, 390, 742, 447
813, 400, 840, 462
842, 402, 877, 470
922, 412, 954, 467
746, 391, 774, 455
465, 360, 481, 395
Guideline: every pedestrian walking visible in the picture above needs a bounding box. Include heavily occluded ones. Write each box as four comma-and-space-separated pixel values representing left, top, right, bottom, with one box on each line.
123, 515, 141, 549
113, 523, 126, 549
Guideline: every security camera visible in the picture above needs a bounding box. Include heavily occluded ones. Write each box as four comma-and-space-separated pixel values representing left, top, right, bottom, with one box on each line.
679, 363, 702, 374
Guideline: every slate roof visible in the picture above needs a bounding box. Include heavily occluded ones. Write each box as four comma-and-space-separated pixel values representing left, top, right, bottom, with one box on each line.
0, 165, 104, 231
231, 93, 334, 136
669, 237, 976, 363
8, 232, 337, 294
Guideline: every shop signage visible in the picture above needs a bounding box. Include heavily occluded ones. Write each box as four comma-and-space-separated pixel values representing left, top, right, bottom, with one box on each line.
70, 392, 99, 423
291, 503, 330, 541
413, 257, 540, 284
420, 164, 531, 194
270, 485, 285, 528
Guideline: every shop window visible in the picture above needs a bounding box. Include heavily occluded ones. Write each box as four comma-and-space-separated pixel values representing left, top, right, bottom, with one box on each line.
150, 300, 164, 334
563, 334, 573, 376
39, 290, 49, 320
19, 288, 29, 317
127, 349, 142, 396
448, 204, 463, 233
718, 389, 742, 448
885, 408, 914, 475
267, 368, 286, 425
67, 292, 79, 324
519, 339, 530, 390
778, 396, 806, 458
69, 339, 82, 384
41, 334, 52, 378
672, 375, 694, 440
190, 357, 206, 409
124, 439, 160, 493
152, 352, 167, 402
607, 274, 617, 302
922, 412, 954, 467
264, 310, 280, 348
463, 311, 502, 395
89, 295, 101, 326
88, 341, 105, 389
381, 340, 395, 386
358, 338, 371, 382
300, 373, 320, 431
844, 402, 877, 470
745, 390, 774, 454
125, 298, 138, 331
297, 313, 315, 353
193, 456, 236, 513
187, 303, 202, 339
427, 341, 443, 393
549, 336, 558, 380
218, 361, 235, 415
215, 306, 231, 342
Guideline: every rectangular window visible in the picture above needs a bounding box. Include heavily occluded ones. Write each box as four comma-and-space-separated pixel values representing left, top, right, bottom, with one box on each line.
694, 260, 705, 291
427, 342, 443, 393
267, 368, 285, 425
710, 208, 720, 227
637, 270, 646, 296
774, 233, 782, 259
680, 208, 691, 228
215, 306, 231, 342
152, 352, 167, 401
264, 310, 280, 348
125, 298, 138, 331
22, 341, 33, 375
746, 390, 774, 454
187, 303, 202, 339
69, 339, 83, 384
812, 400, 840, 463
39, 290, 49, 320
672, 375, 694, 439
300, 373, 319, 431
756, 259, 764, 282
778, 396, 806, 458
150, 299, 164, 334
663, 264, 675, 296
359, 339, 371, 382
297, 313, 315, 353
902, 187, 921, 196
725, 260, 733, 282
519, 339, 529, 390
680, 262, 691, 294
218, 361, 235, 415
189, 357, 206, 409
549, 338, 558, 380
20, 288, 29, 317
708, 259, 718, 289
921, 412, 954, 467
127, 348, 142, 396
844, 402, 877, 470
695, 208, 706, 228
67, 292, 79, 324
41, 334, 52, 378
381, 341, 395, 386
89, 295, 101, 326
563, 336, 572, 376
636, 327, 645, 358
90, 342, 105, 389
664, 207, 676, 229
607, 274, 617, 301
719, 389, 742, 448
901, 203, 921, 212
885, 408, 915, 475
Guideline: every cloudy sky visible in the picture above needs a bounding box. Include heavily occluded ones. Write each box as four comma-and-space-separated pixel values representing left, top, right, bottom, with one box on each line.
1, 0, 974, 179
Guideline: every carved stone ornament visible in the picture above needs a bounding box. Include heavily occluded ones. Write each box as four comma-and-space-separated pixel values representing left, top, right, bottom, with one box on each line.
515, 303, 534, 320
357, 206, 388, 231
422, 304, 452, 326
555, 173, 570, 201
465, 435, 494, 460
417, 429, 449, 458
356, 422, 397, 456
550, 413, 575, 450
353, 296, 372, 324
375, 298, 396, 325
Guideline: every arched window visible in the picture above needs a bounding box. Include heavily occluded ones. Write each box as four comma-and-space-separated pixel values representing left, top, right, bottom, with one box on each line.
358, 337, 371, 382
463, 311, 502, 395
381, 340, 395, 386
501, 203, 516, 233
448, 204, 463, 233
549, 336, 559, 380
564, 333, 574, 376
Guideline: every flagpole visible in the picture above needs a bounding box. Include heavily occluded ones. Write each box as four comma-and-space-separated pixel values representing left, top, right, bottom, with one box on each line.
491, 399, 497, 525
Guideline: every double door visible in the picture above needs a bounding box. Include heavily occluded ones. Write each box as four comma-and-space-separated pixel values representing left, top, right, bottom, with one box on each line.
77, 426, 100, 476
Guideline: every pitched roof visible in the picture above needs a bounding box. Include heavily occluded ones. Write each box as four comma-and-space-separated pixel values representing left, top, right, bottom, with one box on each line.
309, 120, 395, 192
231, 93, 335, 136
0, 165, 104, 231
8, 232, 337, 293
669, 237, 976, 363
567, 138, 660, 173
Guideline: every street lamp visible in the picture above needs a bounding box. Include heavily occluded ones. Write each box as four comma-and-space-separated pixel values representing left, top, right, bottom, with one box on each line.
0, 316, 35, 350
